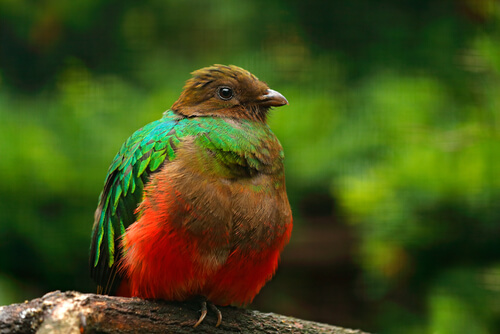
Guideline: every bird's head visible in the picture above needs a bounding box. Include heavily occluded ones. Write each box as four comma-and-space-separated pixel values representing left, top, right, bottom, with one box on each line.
172, 64, 288, 122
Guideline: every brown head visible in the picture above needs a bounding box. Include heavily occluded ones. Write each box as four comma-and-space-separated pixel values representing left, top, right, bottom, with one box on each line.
171, 64, 288, 122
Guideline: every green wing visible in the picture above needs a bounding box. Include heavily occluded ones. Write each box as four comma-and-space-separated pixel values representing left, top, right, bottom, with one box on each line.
89, 111, 181, 294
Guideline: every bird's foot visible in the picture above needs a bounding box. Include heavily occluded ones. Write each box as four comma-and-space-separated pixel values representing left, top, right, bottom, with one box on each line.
193, 297, 222, 328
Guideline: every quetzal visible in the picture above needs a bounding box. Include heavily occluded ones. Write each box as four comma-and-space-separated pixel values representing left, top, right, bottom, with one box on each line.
89, 64, 292, 327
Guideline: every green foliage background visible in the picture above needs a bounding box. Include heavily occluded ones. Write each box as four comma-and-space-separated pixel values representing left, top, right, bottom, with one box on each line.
1, 0, 499, 332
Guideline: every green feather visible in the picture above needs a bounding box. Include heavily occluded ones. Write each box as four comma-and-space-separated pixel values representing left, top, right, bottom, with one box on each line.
107, 217, 115, 267
138, 152, 151, 176
122, 167, 133, 195
111, 183, 122, 214
149, 151, 166, 171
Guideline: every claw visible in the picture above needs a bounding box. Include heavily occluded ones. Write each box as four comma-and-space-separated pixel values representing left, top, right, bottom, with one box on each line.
193, 300, 207, 328
208, 302, 222, 327
192, 297, 223, 328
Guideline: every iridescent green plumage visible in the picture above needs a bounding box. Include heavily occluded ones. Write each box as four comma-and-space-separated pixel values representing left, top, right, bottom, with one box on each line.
90, 114, 176, 292
89, 109, 284, 293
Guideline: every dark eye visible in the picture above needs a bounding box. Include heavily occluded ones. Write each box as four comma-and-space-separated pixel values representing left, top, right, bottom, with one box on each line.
217, 86, 233, 100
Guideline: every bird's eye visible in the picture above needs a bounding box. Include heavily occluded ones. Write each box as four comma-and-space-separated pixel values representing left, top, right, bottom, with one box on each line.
217, 86, 233, 101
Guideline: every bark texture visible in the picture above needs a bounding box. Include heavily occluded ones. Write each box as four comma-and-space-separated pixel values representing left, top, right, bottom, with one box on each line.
0, 291, 369, 334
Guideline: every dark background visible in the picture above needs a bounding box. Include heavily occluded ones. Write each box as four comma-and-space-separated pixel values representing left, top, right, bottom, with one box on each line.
1, 1, 499, 333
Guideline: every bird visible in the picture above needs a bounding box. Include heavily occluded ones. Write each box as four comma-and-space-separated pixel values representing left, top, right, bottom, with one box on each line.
89, 64, 293, 327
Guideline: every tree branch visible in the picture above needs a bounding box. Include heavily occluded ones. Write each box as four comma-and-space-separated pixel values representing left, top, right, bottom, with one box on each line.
0, 291, 369, 334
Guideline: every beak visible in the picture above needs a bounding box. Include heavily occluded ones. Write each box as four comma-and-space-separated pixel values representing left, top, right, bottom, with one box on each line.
257, 89, 288, 107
